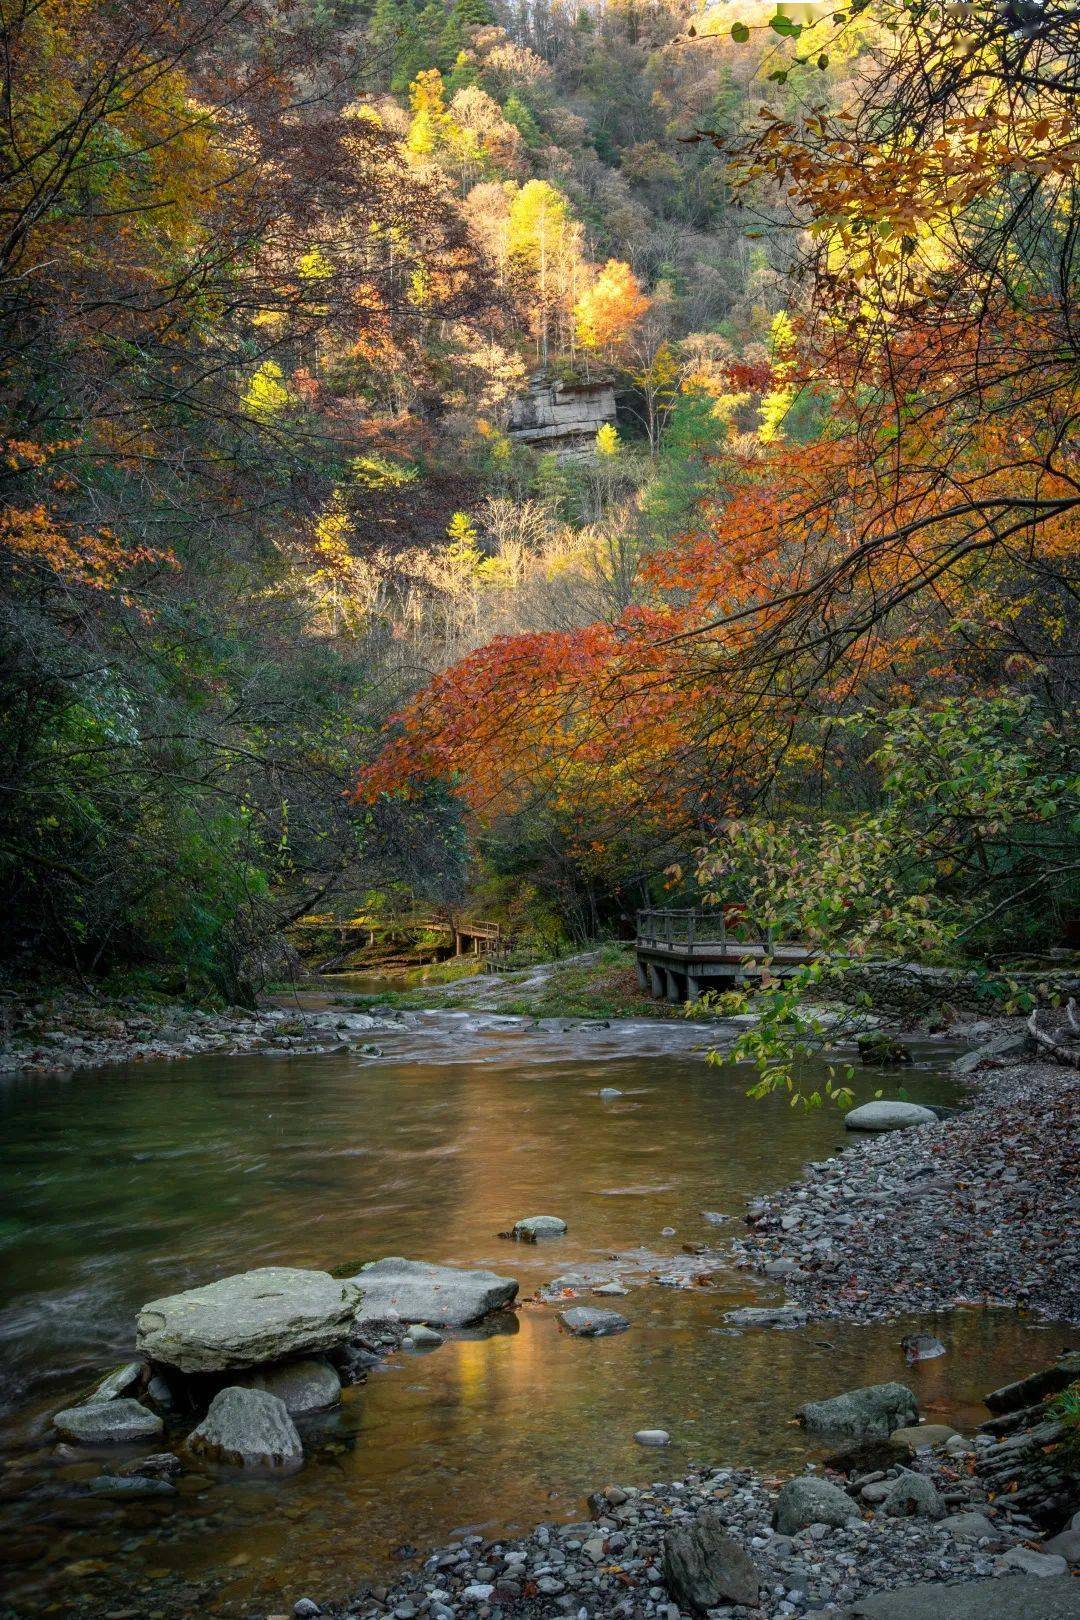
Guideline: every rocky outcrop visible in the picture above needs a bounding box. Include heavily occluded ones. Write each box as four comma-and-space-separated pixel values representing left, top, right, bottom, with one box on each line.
507, 375, 617, 456
136, 1267, 361, 1373
187, 1386, 303, 1471
350, 1257, 517, 1328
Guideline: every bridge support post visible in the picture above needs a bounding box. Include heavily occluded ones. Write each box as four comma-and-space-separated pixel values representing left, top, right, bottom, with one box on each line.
647, 963, 664, 998
664, 968, 683, 1004
635, 960, 647, 990
686, 973, 702, 1002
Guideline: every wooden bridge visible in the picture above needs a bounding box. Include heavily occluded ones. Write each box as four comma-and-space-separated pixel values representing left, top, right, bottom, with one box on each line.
635, 908, 816, 1002
292, 913, 503, 959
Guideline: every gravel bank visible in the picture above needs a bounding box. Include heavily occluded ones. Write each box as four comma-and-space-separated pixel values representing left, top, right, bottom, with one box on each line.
0, 994, 395, 1073
733, 1048, 1080, 1326
309, 1432, 1076, 1620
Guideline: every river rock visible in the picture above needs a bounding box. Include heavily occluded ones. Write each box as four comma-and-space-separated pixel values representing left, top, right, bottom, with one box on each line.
881, 1472, 945, 1519
939, 1511, 1001, 1541
136, 1267, 360, 1373
88, 1360, 146, 1402
798, 1382, 918, 1437
87, 1473, 176, 1499
404, 1324, 444, 1348
890, 1423, 957, 1452
239, 1357, 341, 1414
558, 1306, 629, 1337
1000, 1546, 1069, 1577
108, 1452, 182, 1481
187, 1386, 303, 1472
844, 1101, 937, 1131
54, 1398, 163, 1445
662, 1507, 760, 1610
350, 1258, 518, 1328
901, 1332, 946, 1362
635, 1429, 669, 1445
510, 1216, 567, 1240
1043, 1528, 1080, 1561
725, 1304, 808, 1328
774, 1475, 860, 1535
824, 1435, 907, 1474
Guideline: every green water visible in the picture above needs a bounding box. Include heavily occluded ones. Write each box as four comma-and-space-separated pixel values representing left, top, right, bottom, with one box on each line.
0, 1023, 1070, 1618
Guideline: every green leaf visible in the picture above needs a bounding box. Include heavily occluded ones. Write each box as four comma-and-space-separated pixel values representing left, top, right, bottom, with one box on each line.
817, 51, 829, 68
768, 68, 789, 81
770, 12, 794, 32
731, 20, 750, 41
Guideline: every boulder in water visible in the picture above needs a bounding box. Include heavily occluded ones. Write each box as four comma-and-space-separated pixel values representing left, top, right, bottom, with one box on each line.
187, 1386, 302, 1472
558, 1306, 629, 1337
54, 1398, 163, 1445
239, 1357, 341, 1415
509, 1216, 567, 1240
350, 1257, 517, 1328
798, 1381, 918, 1437
136, 1267, 360, 1374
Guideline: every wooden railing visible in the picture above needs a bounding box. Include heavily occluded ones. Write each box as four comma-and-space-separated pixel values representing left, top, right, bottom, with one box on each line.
635, 908, 776, 950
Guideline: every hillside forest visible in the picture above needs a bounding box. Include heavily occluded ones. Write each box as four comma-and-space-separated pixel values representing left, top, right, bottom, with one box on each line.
2, 0, 1078, 998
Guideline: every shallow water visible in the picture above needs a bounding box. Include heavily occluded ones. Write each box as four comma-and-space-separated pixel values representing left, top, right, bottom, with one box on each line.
0, 1021, 1070, 1618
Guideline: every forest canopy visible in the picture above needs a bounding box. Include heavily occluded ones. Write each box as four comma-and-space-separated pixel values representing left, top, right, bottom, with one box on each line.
2, 0, 1077, 990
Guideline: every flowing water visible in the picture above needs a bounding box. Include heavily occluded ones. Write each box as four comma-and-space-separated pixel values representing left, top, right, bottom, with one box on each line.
0, 1015, 1070, 1618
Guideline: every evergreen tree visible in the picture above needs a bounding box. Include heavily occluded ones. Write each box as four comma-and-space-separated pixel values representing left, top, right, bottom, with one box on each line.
502, 91, 541, 148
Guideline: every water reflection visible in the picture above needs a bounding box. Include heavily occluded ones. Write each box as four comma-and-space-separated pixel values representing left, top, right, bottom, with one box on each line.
0, 1030, 1070, 1617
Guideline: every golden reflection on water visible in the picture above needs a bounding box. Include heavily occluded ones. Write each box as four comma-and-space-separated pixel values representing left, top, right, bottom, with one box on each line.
0, 1035, 1073, 1616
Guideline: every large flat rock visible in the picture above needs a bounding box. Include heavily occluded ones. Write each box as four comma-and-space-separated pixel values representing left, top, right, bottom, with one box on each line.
136, 1267, 361, 1374
54, 1398, 163, 1445
823, 1575, 1080, 1618
350, 1258, 517, 1328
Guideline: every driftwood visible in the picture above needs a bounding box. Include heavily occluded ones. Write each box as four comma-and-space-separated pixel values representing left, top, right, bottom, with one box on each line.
1027, 999, 1080, 1069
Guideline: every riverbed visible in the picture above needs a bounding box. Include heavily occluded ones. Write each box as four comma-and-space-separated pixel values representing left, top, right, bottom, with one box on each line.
0, 1017, 1072, 1618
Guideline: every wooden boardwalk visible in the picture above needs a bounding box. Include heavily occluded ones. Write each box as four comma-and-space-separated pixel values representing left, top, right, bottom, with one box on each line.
635, 908, 815, 1001
292, 913, 503, 957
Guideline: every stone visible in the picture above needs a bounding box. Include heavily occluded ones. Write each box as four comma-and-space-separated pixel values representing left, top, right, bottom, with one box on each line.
1001, 1546, 1069, 1577
939, 1511, 1000, 1541
725, 1305, 808, 1328
844, 1101, 937, 1131
136, 1267, 360, 1374
1043, 1528, 1080, 1562
901, 1332, 946, 1362
833, 1575, 1080, 1618
775, 1476, 860, 1536
889, 1423, 958, 1451
54, 1399, 163, 1445
824, 1436, 906, 1474
404, 1324, 444, 1348
558, 1307, 629, 1337
350, 1257, 518, 1328
510, 1216, 567, 1240
294, 1602, 321, 1619
87, 1473, 176, 1499
187, 1386, 303, 1472
88, 1360, 146, 1402
662, 1507, 760, 1611
881, 1473, 945, 1519
798, 1382, 918, 1437
599, 1088, 622, 1099
635, 1429, 670, 1445
239, 1357, 342, 1415
109, 1452, 181, 1481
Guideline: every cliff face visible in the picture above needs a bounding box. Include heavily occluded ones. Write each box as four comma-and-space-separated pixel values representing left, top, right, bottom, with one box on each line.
507, 375, 617, 456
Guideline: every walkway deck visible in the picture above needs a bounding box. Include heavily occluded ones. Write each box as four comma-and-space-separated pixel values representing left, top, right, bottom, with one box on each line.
635, 909, 815, 1001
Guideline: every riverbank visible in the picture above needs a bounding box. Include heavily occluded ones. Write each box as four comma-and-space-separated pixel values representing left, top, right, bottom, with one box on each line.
311, 1413, 1079, 1620
734, 1041, 1080, 1328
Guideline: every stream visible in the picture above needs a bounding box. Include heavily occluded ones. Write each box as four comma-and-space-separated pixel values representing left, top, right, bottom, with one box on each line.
0, 1014, 1071, 1618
